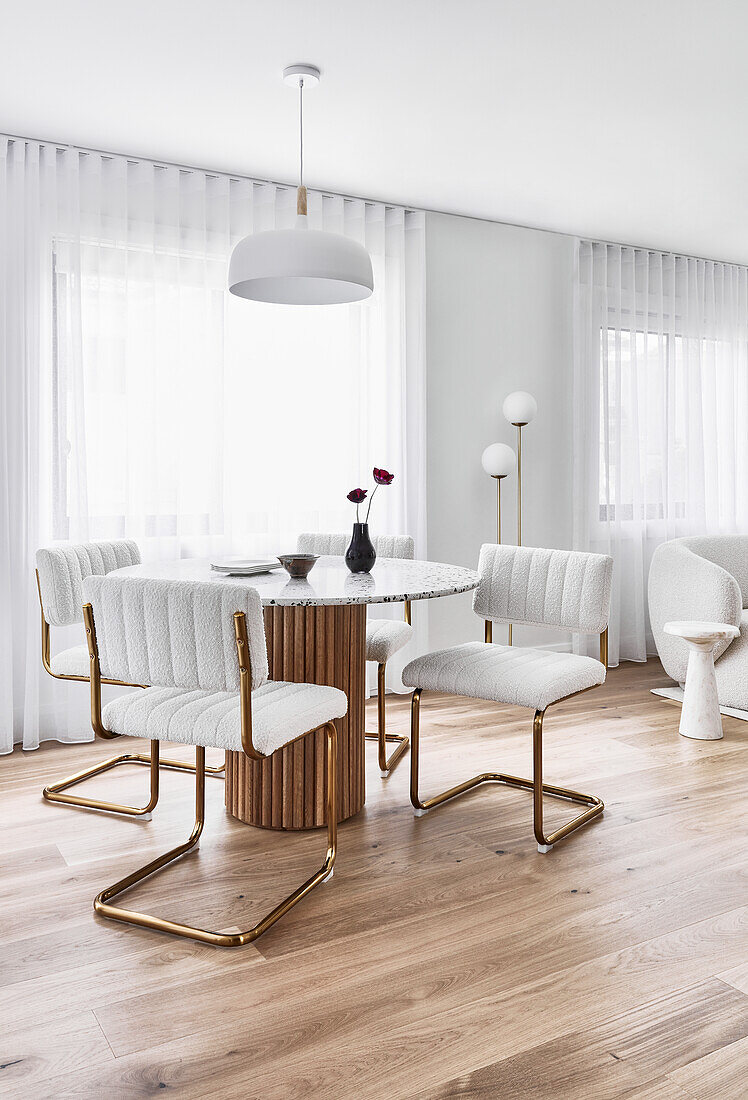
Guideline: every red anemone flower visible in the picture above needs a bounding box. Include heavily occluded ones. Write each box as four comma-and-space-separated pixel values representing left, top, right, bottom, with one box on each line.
373, 468, 394, 485
347, 488, 368, 504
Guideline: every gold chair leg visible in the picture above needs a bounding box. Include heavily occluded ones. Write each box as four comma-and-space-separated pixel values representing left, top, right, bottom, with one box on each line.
161, 756, 225, 777
42, 742, 224, 817
365, 662, 409, 777
532, 709, 603, 852
43, 742, 161, 818
93, 724, 338, 948
409, 690, 603, 852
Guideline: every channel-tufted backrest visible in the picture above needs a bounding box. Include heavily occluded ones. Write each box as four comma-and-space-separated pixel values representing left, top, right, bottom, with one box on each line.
36, 540, 141, 626
82, 575, 269, 692
297, 533, 415, 559
473, 544, 613, 634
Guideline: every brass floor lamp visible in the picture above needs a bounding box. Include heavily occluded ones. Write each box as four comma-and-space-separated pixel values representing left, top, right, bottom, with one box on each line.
502, 391, 538, 645
480, 442, 516, 645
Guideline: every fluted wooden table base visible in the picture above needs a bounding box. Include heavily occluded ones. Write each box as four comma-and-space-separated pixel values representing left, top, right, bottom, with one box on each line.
225, 603, 366, 830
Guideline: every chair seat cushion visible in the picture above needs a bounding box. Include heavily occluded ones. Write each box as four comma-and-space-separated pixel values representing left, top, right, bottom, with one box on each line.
50, 644, 90, 677
366, 620, 413, 664
102, 680, 348, 756
402, 642, 605, 711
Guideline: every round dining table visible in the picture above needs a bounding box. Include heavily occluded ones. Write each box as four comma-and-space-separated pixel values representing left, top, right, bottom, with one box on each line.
112, 555, 480, 830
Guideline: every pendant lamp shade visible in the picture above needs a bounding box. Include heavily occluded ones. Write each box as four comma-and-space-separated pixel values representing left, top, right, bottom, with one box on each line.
229, 215, 374, 305
228, 64, 374, 306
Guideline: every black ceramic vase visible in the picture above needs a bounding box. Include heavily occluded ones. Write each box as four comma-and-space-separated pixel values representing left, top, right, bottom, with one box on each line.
345, 523, 376, 573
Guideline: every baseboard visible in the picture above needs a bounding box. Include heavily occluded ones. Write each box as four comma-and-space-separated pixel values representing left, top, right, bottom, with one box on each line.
651, 686, 748, 723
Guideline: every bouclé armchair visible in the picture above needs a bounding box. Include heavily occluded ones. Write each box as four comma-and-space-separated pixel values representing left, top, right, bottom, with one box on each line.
648, 536, 748, 714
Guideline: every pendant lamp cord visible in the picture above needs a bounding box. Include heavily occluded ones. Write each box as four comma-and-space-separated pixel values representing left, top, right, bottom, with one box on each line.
299, 77, 304, 187
296, 76, 308, 216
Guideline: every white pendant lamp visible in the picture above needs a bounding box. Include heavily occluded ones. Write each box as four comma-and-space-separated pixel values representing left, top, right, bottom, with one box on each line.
229, 64, 374, 305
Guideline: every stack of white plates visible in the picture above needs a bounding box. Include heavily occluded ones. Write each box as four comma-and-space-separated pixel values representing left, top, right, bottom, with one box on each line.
210, 558, 280, 576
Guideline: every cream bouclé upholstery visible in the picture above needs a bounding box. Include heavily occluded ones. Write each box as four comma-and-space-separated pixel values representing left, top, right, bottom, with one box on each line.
403, 642, 606, 711
649, 536, 748, 711
102, 681, 348, 757
83, 574, 269, 692
49, 644, 90, 678
38, 539, 232, 819
37, 540, 140, 626
37, 539, 142, 681
404, 544, 613, 853
714, 611, 748, 710
82, 575, 347, 757
403, 544, 613, 712
297, 533, 415, 664
473, 544, 613, 634
365, 619, 414, 664
297, 532, 415, 560
364, 620, 412, 664
82, 579, 343, 950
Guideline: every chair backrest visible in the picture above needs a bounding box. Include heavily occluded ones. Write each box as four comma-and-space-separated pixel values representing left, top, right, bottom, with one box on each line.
36, 540, 141, 626
681, 536, 748, 607
82, 575, 269, 692
648, 537, 744, 682
473, 544, 613, 634
297, 533, 415, 559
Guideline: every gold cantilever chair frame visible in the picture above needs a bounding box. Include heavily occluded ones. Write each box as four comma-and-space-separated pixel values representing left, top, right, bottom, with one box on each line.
365, 599, 411, 776
88, 606, 338, 947
410, 626, 608, 852
37, 571, 224, 818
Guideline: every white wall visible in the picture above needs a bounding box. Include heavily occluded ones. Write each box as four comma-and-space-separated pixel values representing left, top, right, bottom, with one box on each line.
425, 211, 577, 652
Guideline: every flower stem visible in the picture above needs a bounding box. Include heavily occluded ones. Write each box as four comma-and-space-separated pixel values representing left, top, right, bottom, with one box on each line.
365, 484, 378, 523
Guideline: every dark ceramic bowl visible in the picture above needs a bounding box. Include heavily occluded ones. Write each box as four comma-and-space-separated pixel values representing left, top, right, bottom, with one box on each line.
278, 553, 319, 579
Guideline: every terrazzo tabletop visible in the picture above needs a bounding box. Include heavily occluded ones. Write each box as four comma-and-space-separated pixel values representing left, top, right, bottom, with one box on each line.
112, 555, 480, 607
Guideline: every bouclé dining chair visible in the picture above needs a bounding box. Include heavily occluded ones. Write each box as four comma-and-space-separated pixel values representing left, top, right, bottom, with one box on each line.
298, 533, 414, 776
81, 574, 347, 947
402, 544, 613, 852
36, 540, 223, 818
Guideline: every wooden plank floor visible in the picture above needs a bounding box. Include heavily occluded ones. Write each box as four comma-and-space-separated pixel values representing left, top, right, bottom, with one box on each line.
1, 659, 746, 1099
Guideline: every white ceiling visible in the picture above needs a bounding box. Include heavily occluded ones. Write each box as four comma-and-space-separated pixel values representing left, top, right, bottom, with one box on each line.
4, 0, 748, 261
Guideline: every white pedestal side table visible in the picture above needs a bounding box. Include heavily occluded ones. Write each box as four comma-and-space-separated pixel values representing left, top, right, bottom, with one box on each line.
663, 621, 740, 740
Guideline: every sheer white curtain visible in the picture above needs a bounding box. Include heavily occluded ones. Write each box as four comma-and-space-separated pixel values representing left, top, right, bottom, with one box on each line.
0, 137, 426, 753
573, 241, 748, 665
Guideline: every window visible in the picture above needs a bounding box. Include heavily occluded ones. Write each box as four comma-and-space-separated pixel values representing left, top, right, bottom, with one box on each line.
598, 323, 732, 524
51, 236, 374, 550
53, 238, 227, 538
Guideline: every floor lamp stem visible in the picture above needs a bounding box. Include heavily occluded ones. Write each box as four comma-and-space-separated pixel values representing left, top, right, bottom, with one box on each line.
517, 423, 523, 547
508, 424, 524, 647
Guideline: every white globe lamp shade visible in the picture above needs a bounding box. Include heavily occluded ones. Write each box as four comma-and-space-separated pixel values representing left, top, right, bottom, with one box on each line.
229, 215, 374, 305
481, 442, 516, 478
502, 390, 538, 426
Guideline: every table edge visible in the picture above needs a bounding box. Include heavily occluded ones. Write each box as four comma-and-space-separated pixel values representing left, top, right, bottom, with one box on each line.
109, 558, 481, 607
